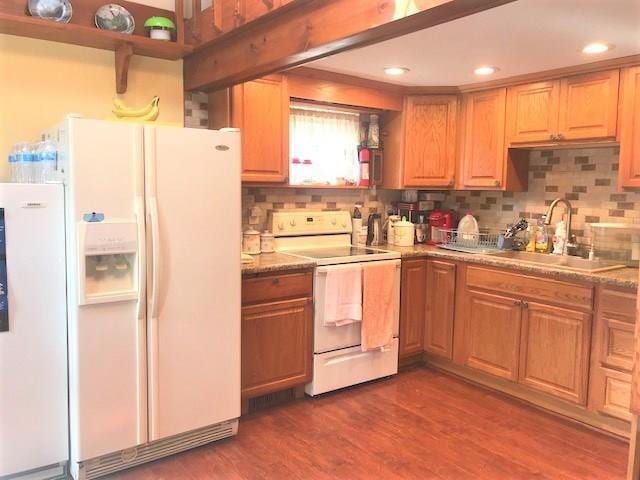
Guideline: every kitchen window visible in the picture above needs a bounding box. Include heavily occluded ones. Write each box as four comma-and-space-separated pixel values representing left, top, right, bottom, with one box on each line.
289, 103, 361, 187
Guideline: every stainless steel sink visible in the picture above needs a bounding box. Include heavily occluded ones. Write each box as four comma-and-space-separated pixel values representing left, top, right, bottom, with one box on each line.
485, 250, 626, 273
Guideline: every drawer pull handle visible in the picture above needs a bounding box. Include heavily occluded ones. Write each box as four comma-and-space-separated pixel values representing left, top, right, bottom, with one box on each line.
272, 278, 280, 285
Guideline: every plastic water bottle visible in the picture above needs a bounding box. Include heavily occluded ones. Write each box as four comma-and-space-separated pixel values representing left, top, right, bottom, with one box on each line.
31, 143, 44, 183
14, 142, 33, 183
8, 145, 19, 182
37, 140, 58, 182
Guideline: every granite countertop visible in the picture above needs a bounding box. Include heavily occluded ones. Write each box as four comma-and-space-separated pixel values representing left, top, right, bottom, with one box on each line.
241, 252, 316, 275
241, 245, 638, 290
379, 244, 639, 290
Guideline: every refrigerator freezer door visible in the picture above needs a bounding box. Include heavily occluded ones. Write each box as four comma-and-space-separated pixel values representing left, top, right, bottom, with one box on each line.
144, 126, 241, 441
0, 184, 68, 476
63, 118, 147, 463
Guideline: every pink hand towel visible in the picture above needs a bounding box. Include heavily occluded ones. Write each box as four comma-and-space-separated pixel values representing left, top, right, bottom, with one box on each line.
361, 262, 396, 351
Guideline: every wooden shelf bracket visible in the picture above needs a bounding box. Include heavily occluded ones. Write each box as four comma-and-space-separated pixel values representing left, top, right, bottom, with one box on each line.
115, 43, 134, 94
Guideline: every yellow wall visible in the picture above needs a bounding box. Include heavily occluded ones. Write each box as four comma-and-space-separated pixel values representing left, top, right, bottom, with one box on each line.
0, 34, 184, 180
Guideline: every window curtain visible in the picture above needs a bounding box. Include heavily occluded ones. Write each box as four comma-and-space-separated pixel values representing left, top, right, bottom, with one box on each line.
289, 106, 360, 186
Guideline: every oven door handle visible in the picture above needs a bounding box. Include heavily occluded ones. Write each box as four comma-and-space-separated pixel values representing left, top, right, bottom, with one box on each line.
316, 260, 400, 275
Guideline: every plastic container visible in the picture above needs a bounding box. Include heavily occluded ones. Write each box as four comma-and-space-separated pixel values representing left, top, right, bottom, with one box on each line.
15, 142, 35, 183
458, 213, 479, 242
534, 216, 550, 253
37, 139, 58, 182
8, 149, 19, 183
552, 220, 567, 255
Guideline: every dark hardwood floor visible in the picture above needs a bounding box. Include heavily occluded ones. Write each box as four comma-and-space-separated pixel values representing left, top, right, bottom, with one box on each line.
107, 368, 628, 479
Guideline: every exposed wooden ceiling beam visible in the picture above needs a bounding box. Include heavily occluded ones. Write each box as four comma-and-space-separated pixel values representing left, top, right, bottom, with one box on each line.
184, 0, 517, 92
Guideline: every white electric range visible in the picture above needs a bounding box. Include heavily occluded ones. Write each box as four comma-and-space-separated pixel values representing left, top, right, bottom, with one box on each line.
271, 211, 401, 396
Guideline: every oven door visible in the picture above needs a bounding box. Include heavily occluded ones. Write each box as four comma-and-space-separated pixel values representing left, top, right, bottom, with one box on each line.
313, 260, 401, 354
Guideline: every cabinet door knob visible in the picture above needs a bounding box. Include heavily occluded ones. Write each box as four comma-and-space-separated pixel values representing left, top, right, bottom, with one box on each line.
272, 278, 280, 286
447, 179, 455, 187
493, 180, 501, 187
514, 300, 522, 306
522, 301, 529, 309
557, 133, 565, 141
550, 134, 557, 141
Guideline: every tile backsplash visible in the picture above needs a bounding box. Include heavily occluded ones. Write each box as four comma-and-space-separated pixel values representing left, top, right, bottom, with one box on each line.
184, 91, 208, 128
440, 147, 640, 246
242, 187, 401, 232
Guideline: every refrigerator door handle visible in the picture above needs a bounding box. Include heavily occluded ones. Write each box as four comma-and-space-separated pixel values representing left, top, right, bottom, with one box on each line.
148, 196, 160, 320
135, 197, 146, 321
146, 194, 161, 440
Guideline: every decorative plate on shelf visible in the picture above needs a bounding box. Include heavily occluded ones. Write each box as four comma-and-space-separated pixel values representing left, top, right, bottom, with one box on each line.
95, 4, 135, 34
28, 0, 73, 23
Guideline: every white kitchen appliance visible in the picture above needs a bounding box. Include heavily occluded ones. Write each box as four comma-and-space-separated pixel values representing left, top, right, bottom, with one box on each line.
272, 211, 401, 396
50, 117, 241, 479
0, 184, 68, 480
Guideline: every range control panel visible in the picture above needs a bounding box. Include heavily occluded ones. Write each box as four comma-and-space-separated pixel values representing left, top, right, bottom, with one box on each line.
271, 211, 352, 237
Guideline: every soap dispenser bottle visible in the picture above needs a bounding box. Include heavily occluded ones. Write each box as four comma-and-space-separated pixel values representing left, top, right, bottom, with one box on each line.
535, 216, 550, 253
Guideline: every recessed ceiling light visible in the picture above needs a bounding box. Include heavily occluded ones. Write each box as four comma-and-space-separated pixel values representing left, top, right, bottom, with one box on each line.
384, 67, 410, 76
582, 42, 613, 54
474, 66, 499, 76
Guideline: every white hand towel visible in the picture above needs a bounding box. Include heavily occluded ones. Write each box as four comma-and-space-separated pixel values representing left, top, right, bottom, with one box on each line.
323, 265, 362, 326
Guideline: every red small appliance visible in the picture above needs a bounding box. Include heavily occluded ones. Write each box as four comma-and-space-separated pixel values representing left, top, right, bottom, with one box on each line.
427, 210, 454, 245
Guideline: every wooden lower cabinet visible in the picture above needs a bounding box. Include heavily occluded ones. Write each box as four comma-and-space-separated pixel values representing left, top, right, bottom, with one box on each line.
399, 259, 427, 360
462, 290, 522, 381
424, 260, 456, 359
241, 271, 313, 410
519, 302, 591, 405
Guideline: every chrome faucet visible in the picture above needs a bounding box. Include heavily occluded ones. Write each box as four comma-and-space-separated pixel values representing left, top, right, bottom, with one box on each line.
544, 198, 572, 255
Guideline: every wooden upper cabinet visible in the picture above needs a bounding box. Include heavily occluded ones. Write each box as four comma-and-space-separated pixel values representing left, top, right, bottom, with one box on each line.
460, 88, 507, 189
231, 75, 289, 183
424, 260, 456, 359
506, 80, 560, 143
618, 65, 640, 189
463, 289, 522, 381
558, 69, 620, 140
519, 302, 591, 405
402, 95, 458, 188
399, 259, 427, 360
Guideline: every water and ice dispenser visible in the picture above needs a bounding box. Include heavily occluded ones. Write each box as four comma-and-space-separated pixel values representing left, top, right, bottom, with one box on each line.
78, 221, 138, 304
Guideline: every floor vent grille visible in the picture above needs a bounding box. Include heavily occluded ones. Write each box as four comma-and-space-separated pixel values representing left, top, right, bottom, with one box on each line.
79, 420, 237, 479
248, 388, 295, 413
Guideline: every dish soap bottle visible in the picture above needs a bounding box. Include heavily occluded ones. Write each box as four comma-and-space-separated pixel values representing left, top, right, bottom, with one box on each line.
525, 224, 536, 252
534, 216, 550, 253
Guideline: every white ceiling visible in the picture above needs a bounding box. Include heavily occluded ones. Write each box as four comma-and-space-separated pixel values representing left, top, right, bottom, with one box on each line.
309, 0, 640, 86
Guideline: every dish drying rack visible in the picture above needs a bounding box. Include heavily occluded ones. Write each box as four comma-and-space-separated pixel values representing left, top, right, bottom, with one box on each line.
436, 228, 503, 254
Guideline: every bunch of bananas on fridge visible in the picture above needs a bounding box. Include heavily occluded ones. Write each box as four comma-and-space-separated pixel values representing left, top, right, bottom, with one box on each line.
112, 96, 160, 122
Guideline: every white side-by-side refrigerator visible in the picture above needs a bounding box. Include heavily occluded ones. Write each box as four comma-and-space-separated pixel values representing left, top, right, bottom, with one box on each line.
56, 117, 241, 479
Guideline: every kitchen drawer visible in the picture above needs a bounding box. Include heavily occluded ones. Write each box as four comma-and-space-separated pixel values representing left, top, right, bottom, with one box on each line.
305, 339, 399, 396
242, 271, 312, 305
598, 287, 637, 322
599, 317, 635, 372
465, 265, 593, 311
589, 367, 632, 422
